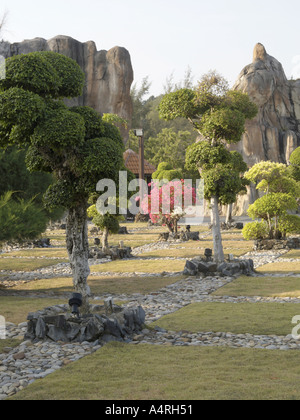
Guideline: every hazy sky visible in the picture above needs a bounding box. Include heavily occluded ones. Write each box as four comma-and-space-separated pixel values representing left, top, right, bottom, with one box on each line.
2, 0, 300, 96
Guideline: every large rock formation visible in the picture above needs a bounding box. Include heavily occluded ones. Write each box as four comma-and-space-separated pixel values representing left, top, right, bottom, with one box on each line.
230, 43, 300, 213
232, 43, 300, 166
0, 35, 134, 140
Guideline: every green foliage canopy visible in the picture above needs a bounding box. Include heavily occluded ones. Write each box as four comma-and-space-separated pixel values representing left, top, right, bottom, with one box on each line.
243, 161, 300, 240
0, 51, 125, 211
158, 72, 257, 204
152, 162, 183, 182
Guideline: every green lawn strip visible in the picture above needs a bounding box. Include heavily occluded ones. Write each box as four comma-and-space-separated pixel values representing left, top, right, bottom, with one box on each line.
0, 295, 117, 325
8, 342, 300, 400
172, 239, 253, 251
152, 302, 300, 336
212, 275, 300, 298
0, 258, 69, 272
109, 240, 158, 248
0, 248, 68, 258
0, 339, 23, 353
283, 249, 300, 259
8, 275, 183, 297
90, 259, 186, 273
136, 247, 248, 258
0, 296, 66, 324
257, 262, 300, 274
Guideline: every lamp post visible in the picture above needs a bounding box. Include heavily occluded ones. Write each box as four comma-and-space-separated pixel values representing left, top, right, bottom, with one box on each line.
134, 128, 145, 204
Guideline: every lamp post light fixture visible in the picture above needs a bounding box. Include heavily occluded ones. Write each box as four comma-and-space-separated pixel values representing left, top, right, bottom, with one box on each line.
133, 128, 145, 205
204, 248, 213, 262
68, 292, 83, 318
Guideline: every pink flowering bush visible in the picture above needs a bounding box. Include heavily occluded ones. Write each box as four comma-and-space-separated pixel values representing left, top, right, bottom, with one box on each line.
140, 179, 196, 233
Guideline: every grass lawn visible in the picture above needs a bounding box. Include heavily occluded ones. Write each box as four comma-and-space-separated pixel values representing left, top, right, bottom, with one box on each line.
257, 262, 300, 274
0, 248, 68, 258
6, 275, 183, 297
284, 249, 300, 259
212, 275, 300, 298
0, 296, 66, 324
9, 342, 300, 400
172, 239, 254, 251
137, 247, 249, 258
90, 259, 186, 273
0, 258, 69, 272
0, 339, 23, 353
152, 302, 300, 336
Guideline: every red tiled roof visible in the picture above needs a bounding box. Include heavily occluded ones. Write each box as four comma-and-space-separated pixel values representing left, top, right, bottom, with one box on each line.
123, 149, 156, 175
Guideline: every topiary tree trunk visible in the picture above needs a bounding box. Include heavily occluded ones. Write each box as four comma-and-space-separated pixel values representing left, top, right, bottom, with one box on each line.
66, 203, 91, 313
101, 227, 109, 253
210, 195, 225, 263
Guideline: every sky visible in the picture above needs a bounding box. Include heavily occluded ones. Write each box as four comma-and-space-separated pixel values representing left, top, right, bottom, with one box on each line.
1, 0, 300, 97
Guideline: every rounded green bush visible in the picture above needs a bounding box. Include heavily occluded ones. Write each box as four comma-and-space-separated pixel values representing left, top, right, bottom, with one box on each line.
242, 221, 269, 240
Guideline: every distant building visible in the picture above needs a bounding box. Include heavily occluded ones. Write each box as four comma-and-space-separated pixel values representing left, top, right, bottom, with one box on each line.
123, 149, 156, 186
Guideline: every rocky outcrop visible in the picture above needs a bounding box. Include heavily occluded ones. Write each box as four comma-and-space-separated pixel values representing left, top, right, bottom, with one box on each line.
230, 43, 300, 214
232, 43, 300, 166
0, 35, 133, 141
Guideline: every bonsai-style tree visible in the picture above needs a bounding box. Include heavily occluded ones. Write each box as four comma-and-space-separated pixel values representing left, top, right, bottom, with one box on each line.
152, 162, 183, 183
158, 71, 257, 262
243, 161, 300, 240
87, 204, 120, 252
0, 51, 125, 311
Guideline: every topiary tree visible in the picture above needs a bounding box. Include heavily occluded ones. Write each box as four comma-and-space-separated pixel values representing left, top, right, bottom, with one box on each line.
87, 204, 120, 252
159, 71, 257, 262
246, 193, 298, 239
243, 161, 300, 240
0, 51, 125, 311
152, 162, 183, 183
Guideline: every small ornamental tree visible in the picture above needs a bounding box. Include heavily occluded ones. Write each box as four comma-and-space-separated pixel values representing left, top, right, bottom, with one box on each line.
0, 52, 125, 311
141, 179, 196, 233
87, 205, 120, 252
158, 71, 257, 262
243, 161, 300, 240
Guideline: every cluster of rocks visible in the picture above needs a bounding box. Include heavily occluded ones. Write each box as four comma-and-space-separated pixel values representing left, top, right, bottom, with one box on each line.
88, 245, 132, 260
158, 231, 200, 242
219, 222, 244, 230
25, 302, 146, 344
254, 237, 300, 251
183, 256, 254, 277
